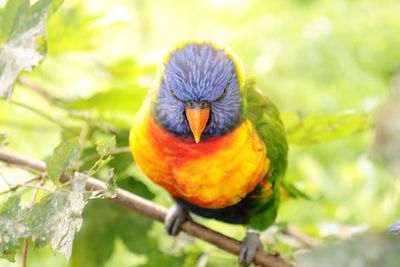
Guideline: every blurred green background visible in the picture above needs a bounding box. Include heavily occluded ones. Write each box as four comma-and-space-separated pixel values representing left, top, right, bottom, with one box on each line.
1, 0, 400, 266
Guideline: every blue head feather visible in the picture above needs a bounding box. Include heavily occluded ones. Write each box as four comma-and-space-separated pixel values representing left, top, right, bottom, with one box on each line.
155, 42, 242, 137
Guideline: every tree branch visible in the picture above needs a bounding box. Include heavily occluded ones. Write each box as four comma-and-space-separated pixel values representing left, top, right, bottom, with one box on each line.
18, 76, 53, 101
281, 227, 319, 248
0, 149, 297, 267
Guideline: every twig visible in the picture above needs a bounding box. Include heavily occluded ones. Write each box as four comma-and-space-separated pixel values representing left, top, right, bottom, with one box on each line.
79, 146, 131, 165
17, 76, 53, 101
195, 254, 208, 267
21, 240, 28, 267
86, 155, 105, 176
0, 149, 297, 267
22, 176, 46, 267
78, 122, 90, 146
21, 183, 54, 192
1, 162, 47, 175
281, 227, 319, 248
5, 99, 73, 133
0, 171, 11, 187
0, 176, 50, 195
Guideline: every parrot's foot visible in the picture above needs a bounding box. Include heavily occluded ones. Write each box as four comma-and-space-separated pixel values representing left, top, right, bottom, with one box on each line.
239, 229, 263, 267
165, 204, 190, 236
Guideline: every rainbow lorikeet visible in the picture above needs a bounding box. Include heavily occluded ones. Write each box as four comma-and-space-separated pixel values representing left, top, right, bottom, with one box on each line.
129, 41, 288, 265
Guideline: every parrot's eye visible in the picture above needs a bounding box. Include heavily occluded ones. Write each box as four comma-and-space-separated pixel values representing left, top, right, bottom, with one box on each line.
168, 88, 186, 103
169, 88, 177, 98
168, 88, 185, 102
215, 88, 227, 102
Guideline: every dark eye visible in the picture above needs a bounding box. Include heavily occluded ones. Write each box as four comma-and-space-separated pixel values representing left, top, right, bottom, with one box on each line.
168, 88, 184, 102
215, 88, 227, 102
169, 88, 177, 98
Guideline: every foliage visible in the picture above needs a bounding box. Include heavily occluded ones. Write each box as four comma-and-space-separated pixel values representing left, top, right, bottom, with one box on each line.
0, 195, 29, 262
1, 0, 400, 266
0, 0, 63, 99
0, 173, 87, 263
27, 173, 88, 261
296, 233, 400, 267
95, 135, 116, 158
45, 137, 80, 183
283, 111, 372, 145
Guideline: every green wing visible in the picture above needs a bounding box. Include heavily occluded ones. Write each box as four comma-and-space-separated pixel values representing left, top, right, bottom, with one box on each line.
242, 79, 288, 230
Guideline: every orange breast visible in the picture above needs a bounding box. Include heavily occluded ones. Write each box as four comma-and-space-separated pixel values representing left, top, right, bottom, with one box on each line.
129, 100, 270, 209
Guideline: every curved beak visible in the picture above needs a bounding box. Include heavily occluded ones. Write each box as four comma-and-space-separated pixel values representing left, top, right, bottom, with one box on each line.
185, 102, 210, 144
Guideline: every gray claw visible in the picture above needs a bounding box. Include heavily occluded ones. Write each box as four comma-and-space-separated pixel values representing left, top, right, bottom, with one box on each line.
165, 204, 190, 236
239, 231, 263, 267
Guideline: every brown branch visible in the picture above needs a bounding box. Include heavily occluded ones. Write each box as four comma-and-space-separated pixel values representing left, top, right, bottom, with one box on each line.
281, 227, 319, 248
18, 76, 53, 101
21, 240, 28, 267
0, 149, 297, 267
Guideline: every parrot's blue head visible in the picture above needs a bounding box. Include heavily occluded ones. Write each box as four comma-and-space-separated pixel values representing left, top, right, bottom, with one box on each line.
155, 42, 243, 143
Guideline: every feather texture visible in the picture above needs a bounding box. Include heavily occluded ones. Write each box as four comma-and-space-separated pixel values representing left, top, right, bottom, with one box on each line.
129, 41, 288, 230
129, 98, 270, 209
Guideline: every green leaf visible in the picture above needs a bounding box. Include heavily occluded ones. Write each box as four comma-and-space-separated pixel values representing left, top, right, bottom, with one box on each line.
45, 137, 81, 183
0, 0, 64, 40
28, 173, 88, 262
87, 155, 113, 177
0, 0, 64, 99
295, 233, 400, 267
95, 135, 116, 157
70, 162, 182, 267
92, 130, 132, 180
64, 86, 148, 128
66, 87, 148, 113
116, 178, 155, 200
283, 110, 372, 145
107, 59, 157, 84
70, 199, 186, 267
0, 195, 29, 262
105, 169, 117, 198
47, 2, 101, 55
69, 200, 115, 267
282, 181, 311, 200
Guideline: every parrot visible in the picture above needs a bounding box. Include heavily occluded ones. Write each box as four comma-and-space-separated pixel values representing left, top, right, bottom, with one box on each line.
129, 40, 288, 266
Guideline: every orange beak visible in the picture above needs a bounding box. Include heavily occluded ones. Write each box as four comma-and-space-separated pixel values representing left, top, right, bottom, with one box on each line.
185, 106, 210, 143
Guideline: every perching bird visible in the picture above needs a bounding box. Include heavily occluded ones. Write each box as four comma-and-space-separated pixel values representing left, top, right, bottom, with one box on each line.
129, 41, 288, 266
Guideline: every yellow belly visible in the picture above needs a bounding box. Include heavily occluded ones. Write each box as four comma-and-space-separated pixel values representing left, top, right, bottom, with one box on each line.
129, 102, 270, 209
